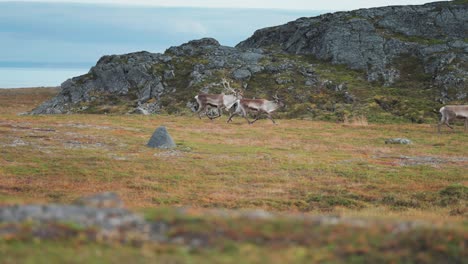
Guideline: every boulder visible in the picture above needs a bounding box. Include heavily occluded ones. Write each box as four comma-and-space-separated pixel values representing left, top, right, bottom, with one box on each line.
147, 126, 176, 149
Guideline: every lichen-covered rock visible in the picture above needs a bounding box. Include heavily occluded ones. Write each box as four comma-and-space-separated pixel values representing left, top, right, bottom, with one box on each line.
237, 1, 467, 97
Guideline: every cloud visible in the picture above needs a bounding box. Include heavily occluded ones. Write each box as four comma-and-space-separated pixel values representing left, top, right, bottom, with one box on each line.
172, 20, 208, 35
0, 1, 379, 66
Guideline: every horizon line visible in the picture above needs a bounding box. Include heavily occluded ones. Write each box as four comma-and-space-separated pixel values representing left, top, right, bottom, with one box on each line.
0, 1, 335, 12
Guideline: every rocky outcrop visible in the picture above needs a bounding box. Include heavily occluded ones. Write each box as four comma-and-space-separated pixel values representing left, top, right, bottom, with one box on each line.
30, 38, 268, 115
30, 51, 170, 114
237, 1, 467, 99
30, 1, 467, 120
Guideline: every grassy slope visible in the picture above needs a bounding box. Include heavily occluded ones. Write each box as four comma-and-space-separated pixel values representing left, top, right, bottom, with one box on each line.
0, 88, 467, 262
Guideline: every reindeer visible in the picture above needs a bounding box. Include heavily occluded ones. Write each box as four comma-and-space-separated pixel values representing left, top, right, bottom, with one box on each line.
227, 94, 284, 124
194, 79, 242, 120
437, 105, 468, 133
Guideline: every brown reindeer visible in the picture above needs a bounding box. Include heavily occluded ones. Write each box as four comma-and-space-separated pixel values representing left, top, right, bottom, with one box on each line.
194, 79, 242, 120
437, 105, 468, 133
227, 94, 284, 124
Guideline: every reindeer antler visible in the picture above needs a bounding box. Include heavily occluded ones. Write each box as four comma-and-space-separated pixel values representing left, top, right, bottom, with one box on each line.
272, 92, 284, 108
221, 78, 236, 94
273, 92, 280, 101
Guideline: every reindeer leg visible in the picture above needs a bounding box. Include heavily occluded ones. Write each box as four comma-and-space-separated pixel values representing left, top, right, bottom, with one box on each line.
245, 115, 254, 125
437, 116, 445, 133
227, 112, 237, 123
267, 113, 277, 124
249, 117, 258, 124
211, 107, 222, 119
218, 107, 223, 118
207, 106, 221, 120
438, 116, 453, 133
249, 111, 266, 124
195, 103, 202, 118
208, 107, 217, 120
197, 105, 206, 119
445, 121, 453, 130
208, 111, 216, 121
249, 114, 261, 124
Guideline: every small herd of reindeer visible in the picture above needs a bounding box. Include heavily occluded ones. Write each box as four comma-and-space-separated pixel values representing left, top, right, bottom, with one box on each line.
195, 78, 284, 125
194, 79, 467, 132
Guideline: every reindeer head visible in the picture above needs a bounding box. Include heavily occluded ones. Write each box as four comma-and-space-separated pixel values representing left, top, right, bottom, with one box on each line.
273, 93, 285, 108
222, 78, 243, 99
235, 89, 244, 99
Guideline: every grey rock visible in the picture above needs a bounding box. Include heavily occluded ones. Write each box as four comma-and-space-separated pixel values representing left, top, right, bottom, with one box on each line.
385, 138, 413, 145
276, 77, 294, 85
239, 51, 264, 63
247, 64, 264, 74
73, 192, 124, 209
147, 126, 176, 149
166, 38, 220, 56
130, 107, 150, 115
344, 91, 355, 104
305, 79, 317, 86
232, 68, 251, 80
0, 204, 146, 231
163, 69, 175, 80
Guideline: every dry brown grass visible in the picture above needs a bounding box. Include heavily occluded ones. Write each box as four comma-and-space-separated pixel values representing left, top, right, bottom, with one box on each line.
0, 87, 59, 114
343, 115, 369, 126
0, 88, 467, 223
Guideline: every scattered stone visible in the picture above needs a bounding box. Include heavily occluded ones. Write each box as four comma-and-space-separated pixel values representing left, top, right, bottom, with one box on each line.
73, 192, 124, 209
9, 139, 27, 147
147, 126, 176, 149
130, 107, 150, 115
397, 156, 468, 167
373, 154, 468, 167
153, 150, 183, 158
385, 138, 412, 145
0, 193, 447, 249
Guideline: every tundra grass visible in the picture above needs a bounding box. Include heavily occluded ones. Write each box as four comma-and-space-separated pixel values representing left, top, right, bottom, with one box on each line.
0, 88, 467, 216
0, 88, 467, 261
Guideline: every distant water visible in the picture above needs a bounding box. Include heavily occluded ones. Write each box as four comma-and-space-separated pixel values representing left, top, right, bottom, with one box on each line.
0, 67, 89, 88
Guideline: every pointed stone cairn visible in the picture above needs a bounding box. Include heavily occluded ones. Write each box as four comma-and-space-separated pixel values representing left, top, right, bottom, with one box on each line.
147, 126, 176, 149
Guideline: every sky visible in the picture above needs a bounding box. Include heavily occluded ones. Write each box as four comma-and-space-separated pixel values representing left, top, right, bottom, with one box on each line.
0, 0, 435, 10
0, 0, 436, 69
